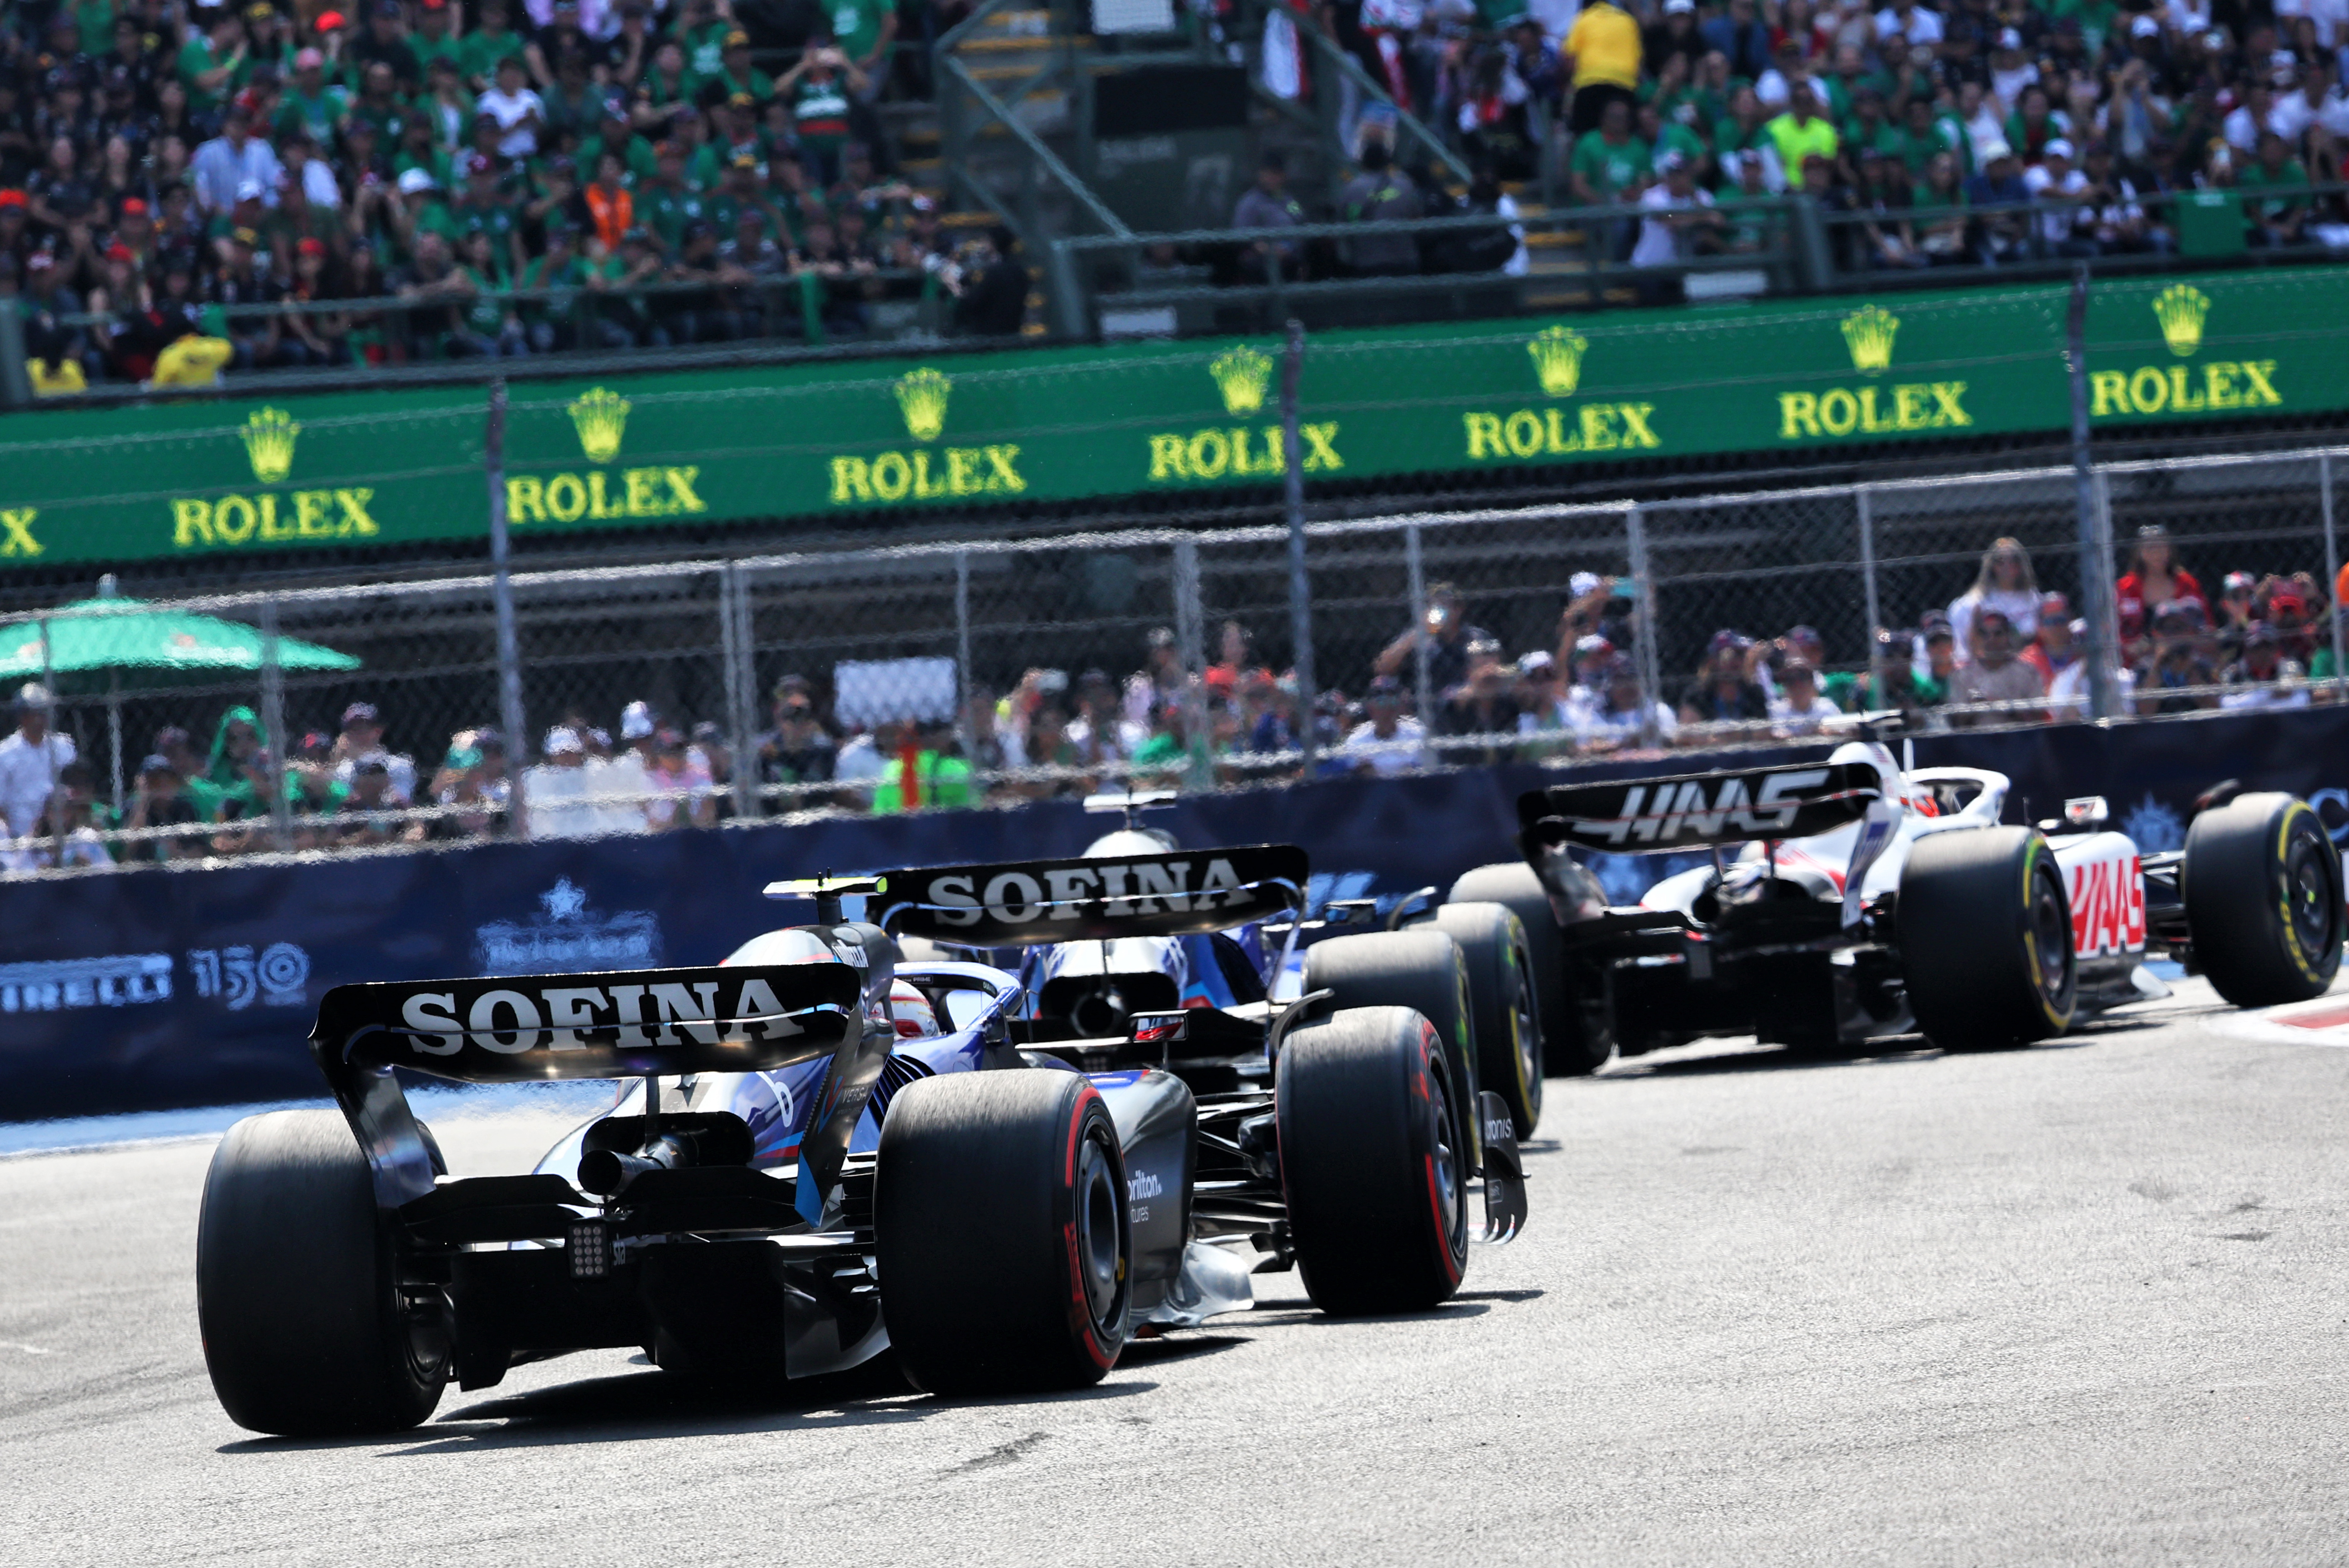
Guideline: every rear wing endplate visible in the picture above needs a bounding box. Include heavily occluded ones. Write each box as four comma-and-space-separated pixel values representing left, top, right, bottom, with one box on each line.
1519, 762, 1882, 856
872, 844, 1309, 947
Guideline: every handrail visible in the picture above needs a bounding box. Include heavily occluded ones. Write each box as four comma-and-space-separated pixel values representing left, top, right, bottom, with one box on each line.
938, 51, 1132, 239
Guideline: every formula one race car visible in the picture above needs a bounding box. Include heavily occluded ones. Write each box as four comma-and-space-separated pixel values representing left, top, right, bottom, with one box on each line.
1441, 741, 2343, 1066
196, 839, 1530, 1436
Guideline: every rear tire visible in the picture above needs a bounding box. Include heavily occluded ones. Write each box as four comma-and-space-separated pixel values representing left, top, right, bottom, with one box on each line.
1899, 827, 2076, 1051
2185, 792, 2344, 1006
1303, 929, 1478, 1156
876, 1071, 1130, 1394
1278, 1006, 1468, 1314
196, 1110, 449, 1436
1429, 902, 1543, 1139
1451, 861, 1610, 1076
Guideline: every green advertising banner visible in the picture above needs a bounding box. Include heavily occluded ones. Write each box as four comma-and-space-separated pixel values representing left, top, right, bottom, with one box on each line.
2, 265, 2344, 572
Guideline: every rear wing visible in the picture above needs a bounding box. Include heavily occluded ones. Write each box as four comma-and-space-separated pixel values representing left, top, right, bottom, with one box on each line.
872, 844, 1310, 947
309, 962, 863, 1085
1519, 762, 1882, 855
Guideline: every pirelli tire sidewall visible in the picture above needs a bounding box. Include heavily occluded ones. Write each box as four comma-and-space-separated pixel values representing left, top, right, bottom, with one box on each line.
875, 1070, 1132, 1395
1898, 826, 2077, 1051
196, 1109, 450, 1437
2183, 791, 2346, 1008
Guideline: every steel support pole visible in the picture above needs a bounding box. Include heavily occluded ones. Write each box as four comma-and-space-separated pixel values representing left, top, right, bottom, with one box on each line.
258, 595, 293, 852
486, 380, 529, 837
1281, 319, 1317, 777
1857, 485, 1884, 705
720, 564, 757, 820
1404, 522, 1436, 766
2323, 453, 2345, 701
954, 549, 974, 766
2069, 267, 2118, 721
1626, 505, 1664, 748
1172, 536, 1211, 789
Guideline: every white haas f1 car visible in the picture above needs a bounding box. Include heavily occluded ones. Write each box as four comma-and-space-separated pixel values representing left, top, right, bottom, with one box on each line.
1441, 741, 2343, 1064
196, 840, 1528, 1437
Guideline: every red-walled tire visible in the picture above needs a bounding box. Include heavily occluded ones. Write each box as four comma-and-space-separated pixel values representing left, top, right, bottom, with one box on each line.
1278, 1006, 1469, 1315
877, 1071, 1131, 1394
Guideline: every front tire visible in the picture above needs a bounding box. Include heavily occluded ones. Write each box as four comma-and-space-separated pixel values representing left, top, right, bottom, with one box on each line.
1278, 1006, 1469, 1314
196, 1110, 449, 1436
2185, 792, 2344, 1006
1428, 901, 1543, 1139
1899, 827, 2076, 1051
1451, 861, 1611, 1076
876, 1071, 1131, 1394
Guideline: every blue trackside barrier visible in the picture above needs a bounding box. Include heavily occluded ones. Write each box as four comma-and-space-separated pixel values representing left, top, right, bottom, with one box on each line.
4, 703, 2346, 1119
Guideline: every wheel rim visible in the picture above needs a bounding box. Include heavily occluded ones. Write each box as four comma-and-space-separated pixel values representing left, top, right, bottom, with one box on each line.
2029, 865, 2075, 1016
1072, 1127, 1124, 1331
2283, 827, 2336, 956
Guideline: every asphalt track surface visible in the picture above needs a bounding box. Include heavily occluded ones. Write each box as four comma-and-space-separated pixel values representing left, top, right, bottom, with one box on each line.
8, 975, 2349, 1565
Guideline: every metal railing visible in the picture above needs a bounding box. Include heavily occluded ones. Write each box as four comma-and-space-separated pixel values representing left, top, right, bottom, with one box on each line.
3, 433, 2343, 876
1047, 201, 1800, 337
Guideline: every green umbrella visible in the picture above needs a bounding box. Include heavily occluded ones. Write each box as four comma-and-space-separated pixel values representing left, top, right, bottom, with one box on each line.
0, 597, 361, 691
0, 594, 361, 815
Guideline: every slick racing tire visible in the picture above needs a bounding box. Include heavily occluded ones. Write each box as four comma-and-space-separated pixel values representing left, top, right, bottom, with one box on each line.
2184, 792, 2344, 1007
877, 1071, 1131, 1395
196, 1110, 450, 1436
1451, 861, 1610, 1076
1899, 827, 2077, 1051
1303, 929, 1479, 1158
1428, 901, 1543, 1140
1279, 1006, 1470, 1315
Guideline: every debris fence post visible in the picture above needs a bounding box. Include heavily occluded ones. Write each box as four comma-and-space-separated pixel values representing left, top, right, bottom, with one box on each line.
1281, 319, 1317, 777
1404, 521, 1435, 767
259, 594, 292, 852
2069, 267, 2118, 721
486, 380, 529, 838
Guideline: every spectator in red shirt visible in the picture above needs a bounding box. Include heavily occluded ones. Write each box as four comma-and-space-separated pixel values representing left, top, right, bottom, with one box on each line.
2115, 523, 2208, 651
2021, 591, 2078, 686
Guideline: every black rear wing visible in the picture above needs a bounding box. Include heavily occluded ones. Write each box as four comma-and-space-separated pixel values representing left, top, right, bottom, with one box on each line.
872, 844, 1309, 947
310, 962, 863, 1085
1519, 762, 1882, 856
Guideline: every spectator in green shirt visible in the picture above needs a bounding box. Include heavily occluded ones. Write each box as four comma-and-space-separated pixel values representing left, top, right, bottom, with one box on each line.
178, 10, 249, 115
578, 98, 661, 186
275, 47, 351, 145
825, 0, 898, 101
461, 0, 526, 91
677, 0, 735, 83
710, 30, 777, 106
639, 143, 711, 250
2239, 131, 2311, 247
1717, 147, 1782, 250
1712, 83, 1772, 166
410, 0, 465, 81
1637, 98, 1708, 180
781, 45, 866, 187
1569, 96, 1652, 205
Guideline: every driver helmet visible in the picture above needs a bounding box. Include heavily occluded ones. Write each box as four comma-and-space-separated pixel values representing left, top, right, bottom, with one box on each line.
888, 979, 939, 1039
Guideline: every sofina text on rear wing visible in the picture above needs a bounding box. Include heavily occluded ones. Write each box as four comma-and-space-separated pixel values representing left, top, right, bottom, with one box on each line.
866, 845, 1311, 947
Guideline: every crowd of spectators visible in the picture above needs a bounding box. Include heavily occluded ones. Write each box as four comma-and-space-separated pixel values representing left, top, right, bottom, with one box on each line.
0, 523, 2336, 869
0, 0, 1039, 391
1238, 0, 2349, 288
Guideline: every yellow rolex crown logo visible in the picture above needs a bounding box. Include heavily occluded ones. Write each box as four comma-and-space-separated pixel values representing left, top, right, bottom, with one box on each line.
1526, 325, 1590, 398
2151, 283, 2210, 358
238, 407, 301, 484
893, 367, 952, 442
568, 386, 631, 463
1839, 305, 1900, 374
1208, 345, 1275, 416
